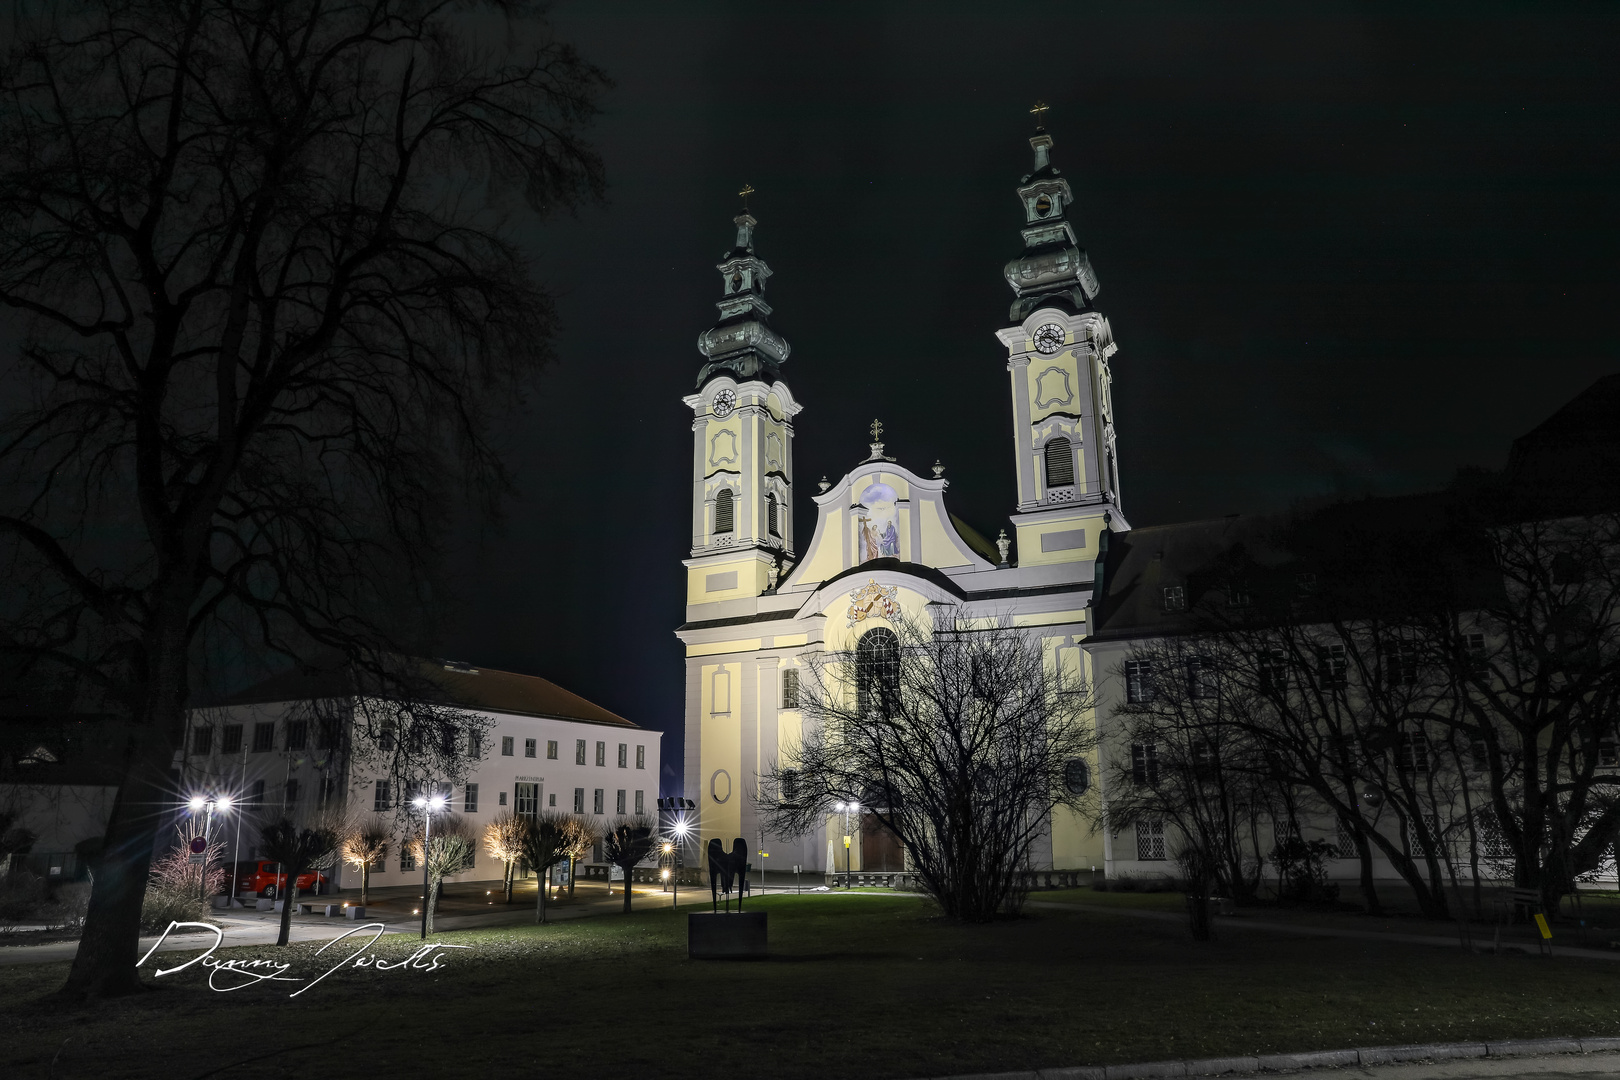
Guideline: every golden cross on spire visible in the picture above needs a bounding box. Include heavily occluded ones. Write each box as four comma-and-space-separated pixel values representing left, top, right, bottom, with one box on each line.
1030, 101, 1050, 129
869, 418, 883, 442
738, 183, 755, 210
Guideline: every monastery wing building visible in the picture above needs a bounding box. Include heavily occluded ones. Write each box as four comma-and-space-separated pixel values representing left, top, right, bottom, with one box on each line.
674, 122, 1123, 876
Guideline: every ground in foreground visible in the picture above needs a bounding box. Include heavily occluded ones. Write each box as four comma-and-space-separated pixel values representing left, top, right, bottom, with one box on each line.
2, 893, 1618, 1080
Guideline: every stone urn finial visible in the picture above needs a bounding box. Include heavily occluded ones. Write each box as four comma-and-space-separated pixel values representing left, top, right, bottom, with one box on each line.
995, 529, 1011, 567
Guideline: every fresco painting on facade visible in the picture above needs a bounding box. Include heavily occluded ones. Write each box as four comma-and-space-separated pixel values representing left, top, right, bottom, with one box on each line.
857, 482, 900, 560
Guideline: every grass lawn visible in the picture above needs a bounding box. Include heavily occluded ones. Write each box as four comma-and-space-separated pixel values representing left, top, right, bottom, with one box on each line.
4, 892, 1620, 1080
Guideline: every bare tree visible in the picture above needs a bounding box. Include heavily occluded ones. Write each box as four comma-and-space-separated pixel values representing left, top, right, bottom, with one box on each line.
412, 814, 474, 935
601, 815, 656, 913
339, 817, 390, 907
0, 2, 605, 997
483, 812, 526, 905
762, 616, 1099, 921
560, 815, 597, 900
516, 812, 573, 924
257, 813, 342, 947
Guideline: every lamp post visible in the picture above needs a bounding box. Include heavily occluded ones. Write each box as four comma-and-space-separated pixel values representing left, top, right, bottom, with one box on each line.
670, 815, 692, 909
412, 791, 448, 939
187, 795, 231, 903
835, 801, 859, 887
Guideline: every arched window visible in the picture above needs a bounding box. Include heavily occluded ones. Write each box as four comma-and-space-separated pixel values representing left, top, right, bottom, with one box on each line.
1045, 437, 1075, 488
767, 492, 780, 537
856, 627, 900, 717
714, 489, 734, 534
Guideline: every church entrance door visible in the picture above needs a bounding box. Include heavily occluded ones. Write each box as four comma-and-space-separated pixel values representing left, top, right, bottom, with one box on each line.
860, 812, 904, 872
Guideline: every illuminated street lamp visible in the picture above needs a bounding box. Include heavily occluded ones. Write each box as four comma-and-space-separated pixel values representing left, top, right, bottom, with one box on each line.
187, 794, 231, 903
412, 791, 448, 939
834, 801, 859, 888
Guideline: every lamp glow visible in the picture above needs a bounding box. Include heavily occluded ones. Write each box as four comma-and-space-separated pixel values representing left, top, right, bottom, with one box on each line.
188, 795, 206, 811
215, 796, 232, 812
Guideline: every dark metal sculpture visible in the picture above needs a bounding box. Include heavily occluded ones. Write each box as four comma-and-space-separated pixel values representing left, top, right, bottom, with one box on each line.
707, 836, 750, 912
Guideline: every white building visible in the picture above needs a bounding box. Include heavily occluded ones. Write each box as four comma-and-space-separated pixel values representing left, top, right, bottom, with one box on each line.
182, 659, 660, 892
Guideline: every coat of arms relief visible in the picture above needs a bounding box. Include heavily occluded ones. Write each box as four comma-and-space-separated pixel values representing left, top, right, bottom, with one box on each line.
846, 580, 901, 627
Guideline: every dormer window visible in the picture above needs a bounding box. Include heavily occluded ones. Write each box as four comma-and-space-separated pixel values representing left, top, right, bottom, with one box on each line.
1035, 194, 1052, 216
714, 489, 734, 535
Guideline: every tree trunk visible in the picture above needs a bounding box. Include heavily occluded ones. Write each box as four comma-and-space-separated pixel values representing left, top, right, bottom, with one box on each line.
568, 855, 576, 899
276, 870, 302, 947
56, 724, 175, 999
361, 863, 370, 907
427, 878, 441, 934
536, 869, 547, 924
504, 860, 514, 904
622, 865, 632, 913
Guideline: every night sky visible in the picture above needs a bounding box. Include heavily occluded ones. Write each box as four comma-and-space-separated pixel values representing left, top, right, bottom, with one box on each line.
435, 3, 1620, 796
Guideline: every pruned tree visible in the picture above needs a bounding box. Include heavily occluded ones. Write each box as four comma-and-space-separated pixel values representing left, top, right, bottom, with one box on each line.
484, 812, 527, 905
0, 1, 605, 997
411, 815, 475, 935
258, 813, 342, 947
339, 818, 390, 907
517, 812, 573, 924
601, 815, 656, 913
762, 616, 1100, 921
560, 815, 597, 900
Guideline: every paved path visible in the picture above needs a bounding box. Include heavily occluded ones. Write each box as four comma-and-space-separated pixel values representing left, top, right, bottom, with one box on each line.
1025, 900, 1620, 962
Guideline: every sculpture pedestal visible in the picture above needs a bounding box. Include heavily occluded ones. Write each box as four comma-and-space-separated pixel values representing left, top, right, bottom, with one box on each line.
688, 911, 767, 959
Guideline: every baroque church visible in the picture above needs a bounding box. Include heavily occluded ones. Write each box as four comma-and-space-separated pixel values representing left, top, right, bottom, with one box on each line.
674, 120, 1122, 876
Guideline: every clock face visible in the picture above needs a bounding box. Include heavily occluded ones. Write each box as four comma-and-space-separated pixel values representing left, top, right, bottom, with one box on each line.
1033, 323, 1065, 354
712, 389, 736, 419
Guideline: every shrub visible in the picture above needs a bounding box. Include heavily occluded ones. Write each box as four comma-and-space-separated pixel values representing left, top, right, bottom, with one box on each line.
140, 885, 209, 933
0, 871, 51, 927
1270, 837, 1340, 905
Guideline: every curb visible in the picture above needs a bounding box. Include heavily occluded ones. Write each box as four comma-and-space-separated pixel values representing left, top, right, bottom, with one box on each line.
928, 1035, 1620, 1080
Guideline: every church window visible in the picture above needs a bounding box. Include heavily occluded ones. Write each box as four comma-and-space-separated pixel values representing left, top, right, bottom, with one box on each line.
1035, 194, 1052, 216
714, 489, 734, 534
575, 739, 586, 765
767, 493, 781, 537
501, 736, 513, 756
782, 669, 800, 709
1044, 437, 1075, 489
1125, 659, 1155, 703
1135, 818, 1166, 861
856, 628, 900, 717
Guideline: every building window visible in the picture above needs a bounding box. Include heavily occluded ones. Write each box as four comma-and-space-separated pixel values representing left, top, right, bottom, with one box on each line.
252, 722, 276, 753
1130, 742, 1159, 786
616, 789, 626, 814
1044, 437, 1075, 489
284, 778, 299, 807
317, 720, 339, 751
1296, 572, 1319, 595
1125, 659, 1154, 703
222, 725, 243, 755
285, 720, 308, 751
767, 493, 781, 537
781, 769, 800, 806
441, 728, 458, 757
1387, 638, 1421, 687
464, 783, 479, 813
466, 730, 480, 758
374, 780, 392, 812
1397, 731, 1430, 774
782, 669, 800, 709
636, 745, 645, 770
547, 740, 558, 760
593, 789, 604, 815
192, 726, 213, 756
714, 489, 734, 534
525, 739, 537, 759
634, 790, 644, 814
549, 793, 556, 807
515, 783, 538, 820
618, 743, 627, 768
572, 739, 584, 765
574, 788, 585, 813
1187, 657, 1217, 700
596, 741, 606, 767
1464, 631, 1488, 673
248, 779, 265, 806
1257, 648, 1288, 694
400, 844, 416, 873
1161, 586, 1186, 613
1135, 819, 1166, 861
856, 627, 900, 717
460, 846, 476, 872
1315, 643, 1348, 689
1334, 817, 1356, 859
501, 736, 514, 756
1227, 584, 1253, 608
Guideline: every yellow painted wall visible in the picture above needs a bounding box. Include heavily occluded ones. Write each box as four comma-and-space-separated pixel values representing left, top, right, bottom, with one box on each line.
687, 555, 771, 604
699, 661, 743, 843
1028, 353, 1081, 423
1014, 512, 1108, 568
686, 638, 762, 658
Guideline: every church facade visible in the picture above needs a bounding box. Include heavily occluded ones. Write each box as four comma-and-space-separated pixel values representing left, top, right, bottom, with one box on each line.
674, 123, 1125, 875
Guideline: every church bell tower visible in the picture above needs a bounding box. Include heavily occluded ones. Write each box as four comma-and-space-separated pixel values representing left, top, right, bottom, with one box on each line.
995, 108, 1127, 567
682, 200, 803, 609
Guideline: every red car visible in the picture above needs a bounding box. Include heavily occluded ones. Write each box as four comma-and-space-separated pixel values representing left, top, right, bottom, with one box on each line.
230, 860, 329, 899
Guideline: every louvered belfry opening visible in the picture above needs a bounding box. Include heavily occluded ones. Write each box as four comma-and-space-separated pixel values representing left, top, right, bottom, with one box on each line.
767, 492, 780, 536
1044, 437, 1075, 488
714, 489, 734, 534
